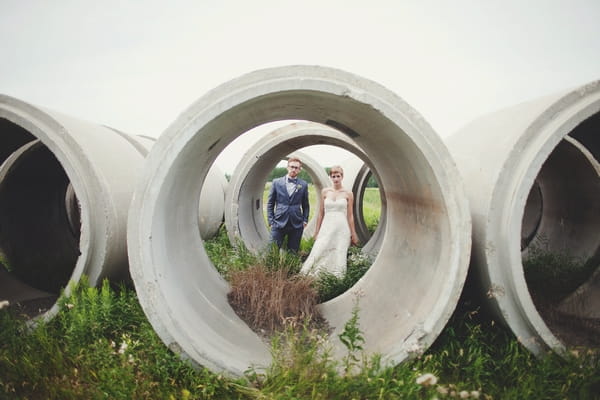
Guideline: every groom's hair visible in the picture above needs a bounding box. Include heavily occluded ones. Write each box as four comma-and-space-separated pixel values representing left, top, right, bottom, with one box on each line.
287, 157, 302, 166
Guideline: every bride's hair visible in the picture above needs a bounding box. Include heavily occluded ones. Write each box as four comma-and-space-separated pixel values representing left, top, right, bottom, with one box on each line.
329, 165, 344, 177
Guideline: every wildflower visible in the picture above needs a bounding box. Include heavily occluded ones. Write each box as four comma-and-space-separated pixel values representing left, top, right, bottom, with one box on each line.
459, 390, 470, 398
470, 390, 480, 398
415, 373, 438, 386
0, 300, 9, 310
65, 303, 74, 309
437, 386, 449, 395
128, 354, 135, 364
118, 341, 128, 354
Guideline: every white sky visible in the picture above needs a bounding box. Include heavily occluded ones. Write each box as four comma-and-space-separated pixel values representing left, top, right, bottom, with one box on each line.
1, 0, 599, 173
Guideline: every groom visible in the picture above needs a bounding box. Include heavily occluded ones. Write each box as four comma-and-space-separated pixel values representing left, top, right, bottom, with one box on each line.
266, 157, 310, 253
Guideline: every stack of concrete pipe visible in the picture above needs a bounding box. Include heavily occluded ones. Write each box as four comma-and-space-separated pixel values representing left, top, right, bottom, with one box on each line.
1, 66, 598, 377
0, 95, 226, 321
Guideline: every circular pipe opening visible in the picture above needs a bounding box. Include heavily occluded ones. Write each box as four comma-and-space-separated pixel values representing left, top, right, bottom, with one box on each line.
128, 65, 471, 376
224, 122, 371, 252
0, 95, 153, 320
522, 136, 600, 348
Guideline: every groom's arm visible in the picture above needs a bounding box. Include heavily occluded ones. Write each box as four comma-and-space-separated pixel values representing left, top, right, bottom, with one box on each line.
301, 183, 310, 225
266, 179, 277, 227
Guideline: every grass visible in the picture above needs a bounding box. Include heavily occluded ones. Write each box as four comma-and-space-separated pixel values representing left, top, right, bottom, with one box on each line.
523, 244, 598, 303
2, 274, 598, 399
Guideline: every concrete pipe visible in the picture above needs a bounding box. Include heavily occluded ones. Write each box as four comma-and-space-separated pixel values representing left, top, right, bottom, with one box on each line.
0, 94, 153, 319
199, 165, 228, 240
224, 121, 371, 251
128, 65, 472, 376
445, 80, 600, 355
339, 157, 386, 255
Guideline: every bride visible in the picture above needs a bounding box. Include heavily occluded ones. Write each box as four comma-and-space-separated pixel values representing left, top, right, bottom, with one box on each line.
300, 165, 359, 278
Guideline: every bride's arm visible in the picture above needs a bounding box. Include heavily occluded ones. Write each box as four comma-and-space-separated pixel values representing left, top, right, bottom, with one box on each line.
346, 192, 359, 245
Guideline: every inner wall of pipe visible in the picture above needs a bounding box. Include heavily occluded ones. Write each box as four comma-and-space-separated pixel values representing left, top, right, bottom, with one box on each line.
144, 86, 461, 374
0, 123, 79, 310
522, 137, 600, 262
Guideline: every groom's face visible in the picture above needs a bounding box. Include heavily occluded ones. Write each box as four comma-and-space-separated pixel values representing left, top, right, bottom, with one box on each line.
287, 161, 301, 178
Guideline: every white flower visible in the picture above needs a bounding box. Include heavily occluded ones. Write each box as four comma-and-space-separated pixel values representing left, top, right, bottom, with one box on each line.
65, 303, 74, 309
118, 341, 128, 354
459, 390, 470, 398
436, 386, 449, 395
470, 390, 480, 398
415, 373, 438, 386
0, 300, 9, 310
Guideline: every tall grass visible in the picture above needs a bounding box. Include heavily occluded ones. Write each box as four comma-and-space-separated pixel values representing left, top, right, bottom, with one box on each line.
1, 269, 599, 399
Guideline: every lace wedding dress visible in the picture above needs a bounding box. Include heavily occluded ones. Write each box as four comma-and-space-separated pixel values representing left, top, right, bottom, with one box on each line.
300, 197, 350, 277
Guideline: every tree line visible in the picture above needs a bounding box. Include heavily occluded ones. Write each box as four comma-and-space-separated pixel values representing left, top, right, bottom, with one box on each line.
266, 167, 378, 188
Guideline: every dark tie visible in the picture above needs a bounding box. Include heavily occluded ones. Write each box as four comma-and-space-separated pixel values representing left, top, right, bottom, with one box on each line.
288, 178, 297, 184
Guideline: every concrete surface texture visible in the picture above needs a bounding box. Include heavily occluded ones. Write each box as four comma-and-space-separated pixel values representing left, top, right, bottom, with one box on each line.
127, 65, 472, 376
224, 121, 370, 251
198, 164, 228, 240
339, 156, 385, 255
445, 80, 600, 355
0, 94, 153, 320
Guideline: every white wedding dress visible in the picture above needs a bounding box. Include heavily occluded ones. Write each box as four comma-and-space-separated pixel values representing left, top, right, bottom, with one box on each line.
300, 197, 350, 278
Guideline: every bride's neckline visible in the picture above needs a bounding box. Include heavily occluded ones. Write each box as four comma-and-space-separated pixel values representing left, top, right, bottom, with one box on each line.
326, 196, 347, 202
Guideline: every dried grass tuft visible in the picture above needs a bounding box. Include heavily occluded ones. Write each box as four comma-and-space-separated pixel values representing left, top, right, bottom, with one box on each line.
227, 265, 321, 334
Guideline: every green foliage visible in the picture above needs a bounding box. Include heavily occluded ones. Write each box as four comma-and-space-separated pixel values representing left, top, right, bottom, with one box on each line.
0, 279, 245, 399
267, 166, 312, 183
362, 187, 381, 234
523, 245, 596, 303
315, 247, 372, 302
2, 237, 599, 399
338, 296, 366, 373
203, 226, 259, 277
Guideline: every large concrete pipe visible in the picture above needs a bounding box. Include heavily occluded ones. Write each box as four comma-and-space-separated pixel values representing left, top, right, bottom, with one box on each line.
128, 66, 472, 376
339, 157, 386, 255
445, 80, 600, 355
224, 121, 371, 251
0, 94, 153, 319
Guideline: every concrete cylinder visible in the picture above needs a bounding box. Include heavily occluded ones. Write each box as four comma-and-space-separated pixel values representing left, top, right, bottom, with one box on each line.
128, 65, 472, 376
0, 94, 153, 319
224, 122, 370, 251
445, 80, 600, 355
199, 165, 228, 240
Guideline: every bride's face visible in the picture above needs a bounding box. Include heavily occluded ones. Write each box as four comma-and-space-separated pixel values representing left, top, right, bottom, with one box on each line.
330, 172, 343, 186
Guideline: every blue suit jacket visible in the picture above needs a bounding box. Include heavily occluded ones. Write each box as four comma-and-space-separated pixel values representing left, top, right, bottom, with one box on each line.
266, 176, 310, 230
